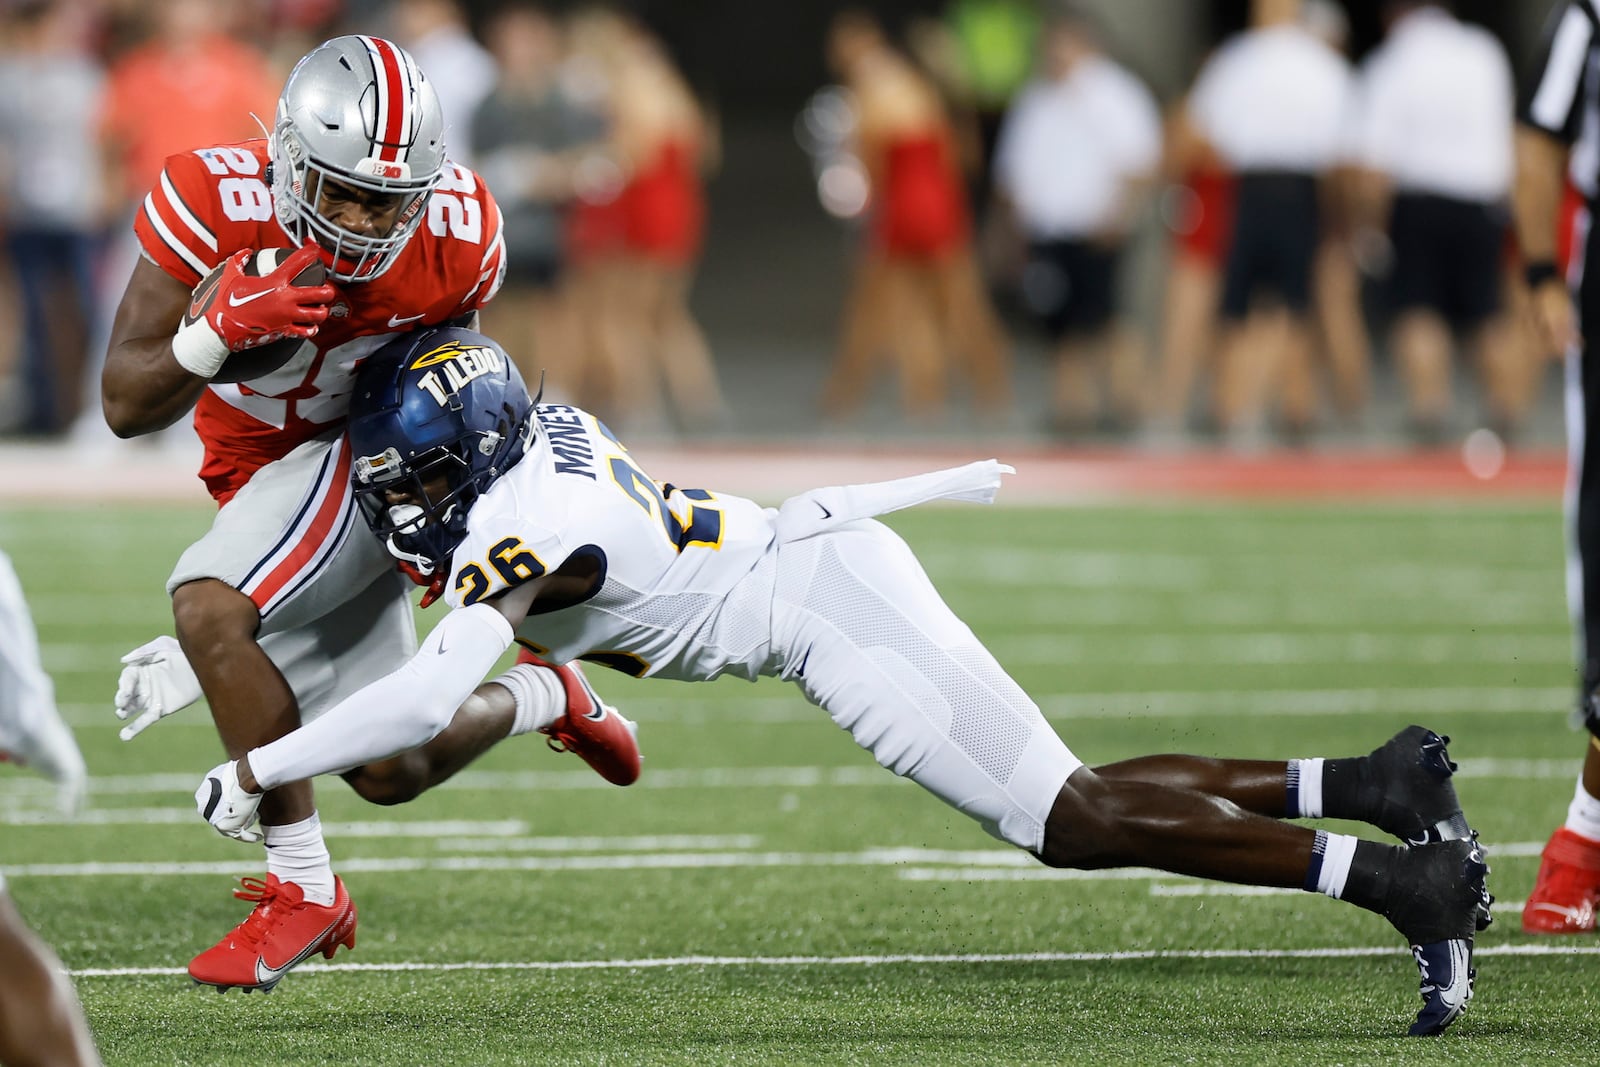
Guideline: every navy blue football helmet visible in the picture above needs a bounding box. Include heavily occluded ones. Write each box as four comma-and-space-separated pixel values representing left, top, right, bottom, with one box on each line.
347, 327, 534, 574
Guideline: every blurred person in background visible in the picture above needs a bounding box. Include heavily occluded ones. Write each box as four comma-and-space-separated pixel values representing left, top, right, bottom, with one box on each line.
1292, 0, 1371, 439
0, 0, 105, 438
991, 3, 1160, 437
608, 18, 725, 435
903, 14, 986, 210
1183, 0, 1352, 446
1346, 0, 1515, 446
558, 7, 632, 422
255, 0, 347, 78
944, 0, 1039, 222
0, 874, 100, 1067
0, 0, 104, 438
80, 0, 278, 447
472, 2, 607, 403
391, 0, 495, 168
821, 10, 1010, 423
1148, 51, 1233, 442
1513, 0, 1600, 936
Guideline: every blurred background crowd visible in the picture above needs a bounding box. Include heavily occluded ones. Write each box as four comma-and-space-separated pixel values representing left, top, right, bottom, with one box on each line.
0, 0, 1576, 450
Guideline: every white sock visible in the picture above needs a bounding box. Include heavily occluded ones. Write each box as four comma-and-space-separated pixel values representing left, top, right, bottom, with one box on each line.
1287, 757, 1324, 818
1304, 829, 1359, 899
1565, 779, 1600, 843
264, 812, 335, 906
489, 663, 564, 737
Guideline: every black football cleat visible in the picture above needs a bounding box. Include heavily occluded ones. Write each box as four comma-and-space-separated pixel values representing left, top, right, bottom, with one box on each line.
1408, 939, 1474, 1037
1366, 726, 1473, 845
1382, 837, 1491, 1036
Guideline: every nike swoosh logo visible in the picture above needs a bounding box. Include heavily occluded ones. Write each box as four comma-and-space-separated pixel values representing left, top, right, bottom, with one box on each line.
200, 777, 222, 821
816, 501, 832, 519
227, 289, 274, 308
389, 313, 426, 327
255, 911, 346, 985
584, 704, 607, 722
255, 957, 290, 986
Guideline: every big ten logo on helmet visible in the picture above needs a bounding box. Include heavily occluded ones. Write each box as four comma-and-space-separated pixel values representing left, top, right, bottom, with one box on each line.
411, 341, 506, 405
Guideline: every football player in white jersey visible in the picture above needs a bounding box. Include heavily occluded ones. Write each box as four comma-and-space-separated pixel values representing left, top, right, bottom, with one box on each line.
99, 35, 634, 994
0, 549, 87, 816
196, 326, 1492, 1035
0, 555, 99, 1066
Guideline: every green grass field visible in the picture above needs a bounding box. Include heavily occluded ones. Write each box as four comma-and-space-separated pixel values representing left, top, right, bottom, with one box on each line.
3, 500, 1599, 1065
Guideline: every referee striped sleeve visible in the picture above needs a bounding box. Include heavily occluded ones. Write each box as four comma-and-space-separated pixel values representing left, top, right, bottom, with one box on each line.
1527, 1, 1600, 141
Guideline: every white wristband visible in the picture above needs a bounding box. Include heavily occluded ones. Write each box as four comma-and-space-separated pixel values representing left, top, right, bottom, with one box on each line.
171, 314, 230, 379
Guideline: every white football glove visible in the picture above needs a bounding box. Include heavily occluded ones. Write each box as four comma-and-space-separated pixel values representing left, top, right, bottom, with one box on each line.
195, 760, 263, 843
114, 636, 202, 741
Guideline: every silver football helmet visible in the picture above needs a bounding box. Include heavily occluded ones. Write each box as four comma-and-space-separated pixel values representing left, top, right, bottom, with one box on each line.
271, 35, 446, 282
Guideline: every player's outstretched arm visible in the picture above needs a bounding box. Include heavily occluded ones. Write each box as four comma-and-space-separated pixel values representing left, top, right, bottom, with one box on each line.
193, 578, 546, 839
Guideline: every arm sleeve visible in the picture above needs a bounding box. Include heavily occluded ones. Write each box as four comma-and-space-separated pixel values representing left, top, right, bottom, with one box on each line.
247, 603, 516, 790
1523, 1, 1599, 143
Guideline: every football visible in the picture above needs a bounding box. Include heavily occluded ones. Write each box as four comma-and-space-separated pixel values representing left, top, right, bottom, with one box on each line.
186, 248, 327, 384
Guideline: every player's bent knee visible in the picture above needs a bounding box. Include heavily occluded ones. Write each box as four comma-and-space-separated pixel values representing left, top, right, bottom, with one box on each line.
1036, 767, 1129, 870
342, 760, 425, 806
171, 578, 260, 647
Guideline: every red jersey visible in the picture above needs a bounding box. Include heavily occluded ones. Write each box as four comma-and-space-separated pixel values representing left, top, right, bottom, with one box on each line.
135, 139, 507, 502
870, 134, 970, 261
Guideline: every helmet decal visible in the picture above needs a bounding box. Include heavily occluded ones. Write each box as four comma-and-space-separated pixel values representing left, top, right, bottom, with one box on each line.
409, 341, 509, 404
356, 35, 421, 167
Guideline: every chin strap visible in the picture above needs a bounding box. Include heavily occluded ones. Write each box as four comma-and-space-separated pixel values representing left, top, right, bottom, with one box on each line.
380, 502, 449, 606
395, 558, 447, 608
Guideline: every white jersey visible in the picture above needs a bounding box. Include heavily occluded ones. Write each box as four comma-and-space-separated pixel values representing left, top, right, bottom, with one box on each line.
247, 446, 1075, 854
441, 404, 776, 680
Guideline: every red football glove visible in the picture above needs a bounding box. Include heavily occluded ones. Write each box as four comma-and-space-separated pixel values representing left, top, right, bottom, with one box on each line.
172, 245, 339, 379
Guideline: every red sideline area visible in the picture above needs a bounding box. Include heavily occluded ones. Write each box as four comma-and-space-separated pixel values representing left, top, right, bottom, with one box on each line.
5, 441, 1569, 506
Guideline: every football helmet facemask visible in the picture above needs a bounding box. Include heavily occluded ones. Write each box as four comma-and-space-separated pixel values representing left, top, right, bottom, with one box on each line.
348, 327, 534, 575
271, 35, 446, 282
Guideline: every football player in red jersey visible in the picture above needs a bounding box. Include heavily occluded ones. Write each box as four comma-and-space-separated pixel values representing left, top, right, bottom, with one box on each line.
98, 35, 631, 994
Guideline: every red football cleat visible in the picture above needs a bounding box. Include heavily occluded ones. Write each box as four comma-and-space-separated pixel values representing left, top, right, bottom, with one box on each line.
188, 874, 358, 992
517, 648, 640, 786
1522, 828, 1600, 934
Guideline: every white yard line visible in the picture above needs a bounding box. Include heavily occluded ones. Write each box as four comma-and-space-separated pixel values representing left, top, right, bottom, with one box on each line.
68, 942, 1600, 979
